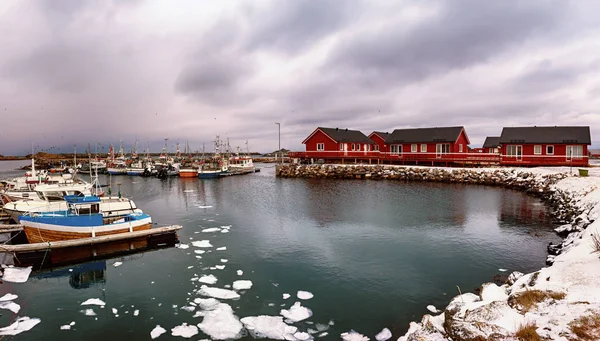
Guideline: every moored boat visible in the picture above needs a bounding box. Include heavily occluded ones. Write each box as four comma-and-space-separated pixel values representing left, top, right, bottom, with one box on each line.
20, 195, 152, 243
179, 168, 197, 178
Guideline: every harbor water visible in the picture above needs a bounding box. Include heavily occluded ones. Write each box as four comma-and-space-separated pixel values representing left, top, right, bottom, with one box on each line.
0, 161, 561, 340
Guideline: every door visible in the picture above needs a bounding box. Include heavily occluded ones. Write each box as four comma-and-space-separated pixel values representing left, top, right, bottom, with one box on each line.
436, 144, 449, 158
343, 143, 348, 156
516, 146, 522, 161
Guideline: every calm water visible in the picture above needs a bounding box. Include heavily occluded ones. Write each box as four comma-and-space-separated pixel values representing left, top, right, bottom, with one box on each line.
0, 161, 560, 340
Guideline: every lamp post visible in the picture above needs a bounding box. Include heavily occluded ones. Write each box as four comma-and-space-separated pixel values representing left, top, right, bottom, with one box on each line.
275, 122, 281, 164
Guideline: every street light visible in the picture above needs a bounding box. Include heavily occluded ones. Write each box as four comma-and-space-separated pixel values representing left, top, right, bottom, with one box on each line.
275, 122, 281, 164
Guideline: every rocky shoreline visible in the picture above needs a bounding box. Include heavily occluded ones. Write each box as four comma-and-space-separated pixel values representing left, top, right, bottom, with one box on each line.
276, 164, 600, 340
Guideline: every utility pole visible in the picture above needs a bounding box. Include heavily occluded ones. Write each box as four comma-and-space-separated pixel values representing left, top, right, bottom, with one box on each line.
275, 122, 281, 164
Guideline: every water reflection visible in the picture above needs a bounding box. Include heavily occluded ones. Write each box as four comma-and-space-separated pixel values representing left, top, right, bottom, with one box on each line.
34, 261, 106, 289
499, 190, 552, 229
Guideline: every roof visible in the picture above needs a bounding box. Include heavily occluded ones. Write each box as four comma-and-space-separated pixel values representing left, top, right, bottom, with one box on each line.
303, 127, 374, 144
499, 126, 591, 144
385, 126, 467, 144
482, 137, 501, 148
369, 131, 390, 140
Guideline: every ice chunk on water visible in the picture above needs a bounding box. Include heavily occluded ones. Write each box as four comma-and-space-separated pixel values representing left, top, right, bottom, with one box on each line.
181, 306, 195, 312
221, 225, 232, 229
237, 270, 243, 276
295, 331, 313, 340
194, 250, 205, 254
0, 294, 18, 302
341, 330, 370, 341
151, 325, 166, 339
112, 308, 118, 314
198, 274, 218, 285
194, 298, 220, 310
176, 244, 190, 249
113, 261, 123, 267
241, 316, 298, 340
282, 293, 291, 300
70, 322, 75, 326
215, 265, 226, 270
220, 259, 228, 263
2, 266, 32, 283
375, 328, 392, 341
232, 280, 253, 291
318, 332, 329, 337
216, 247, 226, 251
197, 205, 213, 209
315, 323, 329, 332
202, 228, 221, 233
426, 305, 439, 313
0, 301, 20, 314
280, 302, 312, 323
171, 323, 198, 338
81, 298, 106, 306
60, 325, 71, 330
192, 240, 213, 248
0, 317, 41, 336
133, 310, 139, 316
297, 291, 314, 300
221, 230, 230, 233
80, 309, 97, 316
197, 303, 243, 340
198, 285, 240, 300
499, 268, 508, 272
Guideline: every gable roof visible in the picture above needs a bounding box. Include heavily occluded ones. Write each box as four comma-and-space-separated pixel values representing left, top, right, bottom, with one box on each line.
302, 127, 374, 144
368, 131, 390, 140
499, 126, 591, 144
385, 126, 467, 144
482, 137, 501, 148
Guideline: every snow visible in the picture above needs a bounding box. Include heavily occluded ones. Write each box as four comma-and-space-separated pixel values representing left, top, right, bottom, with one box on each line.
1, 266, 32, 283
297, 291, 314, 300
171, 323, 198, 338
0, 317, 41, 336
375, 328, 392, 341
341, 330, 370, 341
280, 302, 313, 322
202, 228, 221, 233
282, 293, 291, 300
81, 298, 106, 306
80, 309, 97, 316
216, 246, 227, 251
237, 270, 243, 276
192, 240, 213, 248
0, 294, 18, 302
232, 280, 253, 290
113, 261, 123, 267
480, 283, 508, 302
0, 301, 20, 314
198, 274, 218, 285
198, 285, 241, 300
151, 325, 166, 339
240, 316, 298, 340
196, 303, 244, 340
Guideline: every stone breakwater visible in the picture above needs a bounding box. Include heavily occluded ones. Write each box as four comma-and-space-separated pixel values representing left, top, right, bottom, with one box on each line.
277, 164, 600, 341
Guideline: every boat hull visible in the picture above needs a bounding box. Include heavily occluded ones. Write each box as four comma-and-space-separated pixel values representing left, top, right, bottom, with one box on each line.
23, 221, 152, 243
107, 168, 127, 175
126, 168, 144, 176
179, 169, 197, 178
198, 171, 225, 179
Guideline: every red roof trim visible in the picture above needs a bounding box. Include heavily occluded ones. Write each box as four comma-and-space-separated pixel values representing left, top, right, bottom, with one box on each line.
301, 128, 338, 144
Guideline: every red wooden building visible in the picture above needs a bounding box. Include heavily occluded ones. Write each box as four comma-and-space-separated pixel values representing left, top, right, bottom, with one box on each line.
297, 127, 377, 162
499, 126, 591, 166
482, 137, 501, 154
367, 131, 390, 154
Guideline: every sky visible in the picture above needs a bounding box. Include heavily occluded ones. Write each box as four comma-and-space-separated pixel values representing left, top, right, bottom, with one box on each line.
1, 0, 599, 155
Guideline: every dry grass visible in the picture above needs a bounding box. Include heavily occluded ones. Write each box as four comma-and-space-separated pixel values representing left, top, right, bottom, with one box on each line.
509, 289, 566, 312
515, 322, 541, 341
569, 312, 600, 340
591, 233, 600, 254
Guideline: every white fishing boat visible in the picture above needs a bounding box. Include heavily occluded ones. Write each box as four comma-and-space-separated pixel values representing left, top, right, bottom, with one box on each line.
1, 158, 78, 201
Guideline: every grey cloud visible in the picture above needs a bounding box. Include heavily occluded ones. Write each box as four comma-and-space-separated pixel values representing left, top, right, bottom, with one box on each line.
511, 59, 594, 94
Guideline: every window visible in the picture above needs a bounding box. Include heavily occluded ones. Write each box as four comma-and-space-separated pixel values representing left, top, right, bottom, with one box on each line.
374, 145, 380, 151
316, 143, 324, 151
411, 144, 417, 152
567, 145, 583, 159
339, 144, 344, 151
506, 145, 522, 157
459, 144, 463, 152
390, 144, 401, 155
421, 144, 427, 152
546, 145, 554, 155
436, 144, 450, 156
365, 144, 370, 151
534, 145, 541, 155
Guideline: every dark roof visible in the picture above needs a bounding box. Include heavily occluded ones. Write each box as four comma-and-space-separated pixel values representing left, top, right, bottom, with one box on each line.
499, 126, 591, 144
385, 126, 465, 144
370, 131, 390, 139
317, 127, 374, 144
482, 137, 501, 148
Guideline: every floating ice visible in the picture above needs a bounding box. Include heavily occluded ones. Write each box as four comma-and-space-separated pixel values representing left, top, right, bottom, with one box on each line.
197, 205, 213, 209
134, 310, 139, 316
181, 306, 196, 312
81, 298, 106, 306
0, 294, 17, 302
112, 308, 118, 314
297, 291, 314, 300
197, 303, 244, 340
282, 293, 291, 300
80, 309, 97, 316
241, 316, 298, 340
198, 286, 240, 300
183, 190, 195, 193
499, 268, 508, 272
0, 301, 20, 314
315, 323, 329, 332
198, 275, 218, 285
237, 270, 243, 276
216, 247, 227, 251
319, 332, 329, 337
60, 325, 71, 330
294, 331, 312, 340
426, 305, 438, 313
221, 230, 230, 234
70, 322, 75, 326
176, 244, 190, 249
215, 265, 226, 270
1, 266, 32, 283
187, 266, 194, 269
280, 302, 313, 323
151, 325, 167, 339
194, 250, 205, 254
171, 323, 198, 338
0, 317, 41, 336
221, 259, 228, 263
193, 298, 220, 310
192, 240, 213, 248
221, 225, 232, 229
341, 330, 370, 341
375, 328, 392, 341
113, 262, 123, 267
232, 280, 253, 291
202, 228, 221, 233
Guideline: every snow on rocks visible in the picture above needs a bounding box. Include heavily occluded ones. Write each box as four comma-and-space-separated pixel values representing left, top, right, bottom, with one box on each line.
0, 317, 41, 336
241, 315, 298, 340
192, 240, 213, 248
297, 291, 313, 300
340, 330, 369, 341
196, 303, 244, 340
81, 298, 106, 306
0, 294, 18, 302
198, 285, 241, 300
374, 328, 392, 341
480, 283, 508, 302
171, 323, 198, 338
232, 280, 253, 291
198, 274, 218, 285
1, 266, 32, 283
280, 302, 313, 323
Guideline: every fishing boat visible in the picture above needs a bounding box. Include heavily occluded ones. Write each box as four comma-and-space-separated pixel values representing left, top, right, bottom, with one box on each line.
19, 195, 152, 243
126, 160, 145, 176
198, 158, 228, 178
228, 142, 256, 174
179, 167, 198, 178
107, 161, 128, 175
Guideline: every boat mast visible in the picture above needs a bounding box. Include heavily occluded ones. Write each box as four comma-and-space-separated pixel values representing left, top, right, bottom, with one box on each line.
74, 144, 77, 169
31, 142, 36, 182
88, 143, 92, 184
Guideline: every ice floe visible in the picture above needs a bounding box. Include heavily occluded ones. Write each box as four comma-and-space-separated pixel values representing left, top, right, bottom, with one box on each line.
426, 305, 438, 313
198, 285, 241, 300
194, 250, 205, 254
80, 309, 97, 316
0, 317, 41, 336
193, 298, 220, 310
241, 315, 298, 340
176, 243, 190, 249
1, 266, 32, 283
375, 328, 392, 341
181, 306, 196, 312
282, 293, 291, 300
202, 228, 221, 233
81, 298, 106, 306
341, 330, 370, 341
216, 246, 227, 251
197, 303, 244, 340
171, 323, 198, 338
197, 205, 213, 209
0, 294, 18, 302
151, 325, 167, 339
192, 240, 213, 248
232, 280, 253, 291
280, 302, 313, 323
112, 308, 118, 314
183, 190, 195, 193
198, 274, 218, 285
215, 265, 226, 270
297, 291, 313, 300
0, 301, 20, 314
221, 230, 230, 233
237, 270, 243, 276
498, 268, 507, 272
221, 259, 228, 263
113, 261, 123, 267
134, 310, 139, 316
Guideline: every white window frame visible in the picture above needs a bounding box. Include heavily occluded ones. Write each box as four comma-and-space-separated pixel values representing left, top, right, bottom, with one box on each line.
420, 144, 427, 153
411, 144, 417, 153
534, 145, 541, 155
566, 145, 583, 159
316, 143, 324, 151
546, 145, 554, 155
374, 145, 380, 151
339, 144, 344, 151
459, 144, 463, 152
390, 144, 401, 155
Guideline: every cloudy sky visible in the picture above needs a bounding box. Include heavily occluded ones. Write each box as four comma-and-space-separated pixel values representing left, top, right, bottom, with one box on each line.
1, 0, 599, 155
